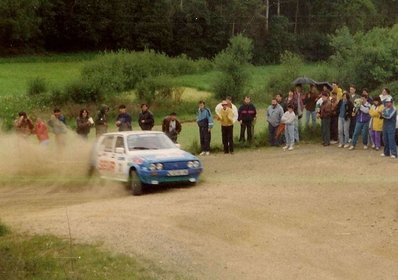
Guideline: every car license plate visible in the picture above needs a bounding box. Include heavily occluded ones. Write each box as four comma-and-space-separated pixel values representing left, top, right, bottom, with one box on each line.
168, 169, 188, 176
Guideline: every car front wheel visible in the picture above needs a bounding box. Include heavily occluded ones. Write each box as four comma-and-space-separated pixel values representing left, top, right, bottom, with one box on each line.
130, 170, 143, 196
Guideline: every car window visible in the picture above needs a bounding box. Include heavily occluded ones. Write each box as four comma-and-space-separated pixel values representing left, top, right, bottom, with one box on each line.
100, 136, 114, 152
114, 136, 125, 152
127, 134, 175, 150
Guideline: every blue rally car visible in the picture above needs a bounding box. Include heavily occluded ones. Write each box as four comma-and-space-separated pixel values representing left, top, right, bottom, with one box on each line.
90, 131, 203, 195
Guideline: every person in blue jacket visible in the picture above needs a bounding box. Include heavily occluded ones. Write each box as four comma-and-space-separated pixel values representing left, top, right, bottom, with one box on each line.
381, 97, 397, 158
196, 100, 214, 156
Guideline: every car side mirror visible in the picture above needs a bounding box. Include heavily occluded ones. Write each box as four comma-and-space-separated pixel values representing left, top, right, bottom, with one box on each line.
175, 143, 181, 149
115, 147, 125, 154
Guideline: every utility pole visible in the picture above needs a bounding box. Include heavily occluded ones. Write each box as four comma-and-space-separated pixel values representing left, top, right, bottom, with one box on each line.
180, 0, 183, 11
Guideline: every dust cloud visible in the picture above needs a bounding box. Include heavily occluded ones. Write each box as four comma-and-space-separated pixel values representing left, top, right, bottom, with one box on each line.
0, 130, 123, 194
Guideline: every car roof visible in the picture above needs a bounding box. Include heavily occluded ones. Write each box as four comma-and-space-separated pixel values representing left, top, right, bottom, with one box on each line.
102, 131, 164, 137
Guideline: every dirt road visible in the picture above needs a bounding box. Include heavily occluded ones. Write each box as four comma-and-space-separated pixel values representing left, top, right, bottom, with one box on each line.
1, 145, 398, 279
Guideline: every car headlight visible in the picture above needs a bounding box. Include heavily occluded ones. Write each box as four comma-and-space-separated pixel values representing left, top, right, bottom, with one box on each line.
187, 161, 194, 168
193, 161, 200, 168
149, 163, 156, 171
156, 163, 163, 170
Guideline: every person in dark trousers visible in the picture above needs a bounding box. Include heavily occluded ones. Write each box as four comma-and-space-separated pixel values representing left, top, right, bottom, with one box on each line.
76, 109, 93, 139
318, 92, 332, 146
217, 100, 234, 154
330, 92, 339, 144
162, 112, 182, 143
196, 100, 213, 156
238, 96, 257, 143
304, 85, 318, 129
349, 85, 361, 141
94, 104, 109, 137
266, 98, 284, 146
116, 104, 132, 131
138, 103, 154, 130
381, 97, 397, 158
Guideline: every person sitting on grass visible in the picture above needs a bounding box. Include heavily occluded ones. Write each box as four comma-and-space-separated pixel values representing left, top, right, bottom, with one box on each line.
281, 104, 296, 151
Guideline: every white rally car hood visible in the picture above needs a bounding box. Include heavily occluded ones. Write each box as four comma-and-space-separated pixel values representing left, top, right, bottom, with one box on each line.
126, 148, 197, 162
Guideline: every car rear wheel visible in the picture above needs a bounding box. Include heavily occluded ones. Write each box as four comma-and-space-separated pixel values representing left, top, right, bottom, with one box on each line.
130, 170, 143, 196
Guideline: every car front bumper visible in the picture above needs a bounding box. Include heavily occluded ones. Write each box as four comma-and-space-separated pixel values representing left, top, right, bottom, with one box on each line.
137, 168, 203, 185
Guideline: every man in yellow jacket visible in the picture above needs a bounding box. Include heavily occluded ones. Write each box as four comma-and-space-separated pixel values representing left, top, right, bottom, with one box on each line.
216, 100, 235, 154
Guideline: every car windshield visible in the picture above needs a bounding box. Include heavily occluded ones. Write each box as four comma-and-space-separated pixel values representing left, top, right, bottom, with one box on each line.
127, 133, 177, 150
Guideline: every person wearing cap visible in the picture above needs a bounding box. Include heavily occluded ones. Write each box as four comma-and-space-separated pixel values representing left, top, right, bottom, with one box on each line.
138, 103, 154, 131
216, 100, 235, 154
349, 94, 371, 150
317, 92, 332, 146
196, 100, 213, 156
162, 112, 182, 143
381, 97, 397, 158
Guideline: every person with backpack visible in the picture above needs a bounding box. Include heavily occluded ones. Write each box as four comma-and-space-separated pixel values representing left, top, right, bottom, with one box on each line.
196, 100, 213, 156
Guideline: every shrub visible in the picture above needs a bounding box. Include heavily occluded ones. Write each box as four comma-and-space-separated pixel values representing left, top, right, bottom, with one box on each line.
267, 51, 304, 95
65, 80, 103, 104
136, 75, 175, 105
0, 221, 9, 237
329, 25, 398, 90
27, 77, 48, 96
213, 34, 253, 101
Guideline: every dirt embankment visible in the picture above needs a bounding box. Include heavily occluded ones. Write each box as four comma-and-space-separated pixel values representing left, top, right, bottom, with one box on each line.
0, 136, 397, 279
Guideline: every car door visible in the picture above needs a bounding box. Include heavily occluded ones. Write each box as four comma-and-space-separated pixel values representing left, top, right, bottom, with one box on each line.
113, 135, 128, 181
97, 135, 116, 178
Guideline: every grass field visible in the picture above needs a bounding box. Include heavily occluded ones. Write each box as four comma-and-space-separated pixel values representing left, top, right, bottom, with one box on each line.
0, 221, 168, 279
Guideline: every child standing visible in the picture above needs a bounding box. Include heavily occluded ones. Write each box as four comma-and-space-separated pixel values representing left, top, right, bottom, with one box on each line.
369, 96, 384, 150
281, 105, 296, 151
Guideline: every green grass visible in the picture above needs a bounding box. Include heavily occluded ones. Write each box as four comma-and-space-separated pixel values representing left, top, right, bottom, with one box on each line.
0, 62, 84, 97
0, 221, 169, 279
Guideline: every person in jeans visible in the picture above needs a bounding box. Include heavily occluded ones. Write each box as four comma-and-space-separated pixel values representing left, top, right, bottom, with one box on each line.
217, 100, 234, 154
238, 96, 257, 143
336, 92, 353, 148
196, 100, 213, 156
381, 97, 397, 158
349, 94, 371, 150
317, 92, 332, 146
266, 98, 284, 146
281, 104, 296, 151
369, 96, 384, 151
304, 85, 318, 129
349, 85, 361, 141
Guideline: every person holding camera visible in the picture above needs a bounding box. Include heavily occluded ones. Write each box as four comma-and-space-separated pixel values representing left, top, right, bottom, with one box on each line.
14, 112, 34, 137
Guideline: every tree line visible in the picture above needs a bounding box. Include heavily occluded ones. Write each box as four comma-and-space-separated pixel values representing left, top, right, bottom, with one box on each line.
0, 0, 397, 62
